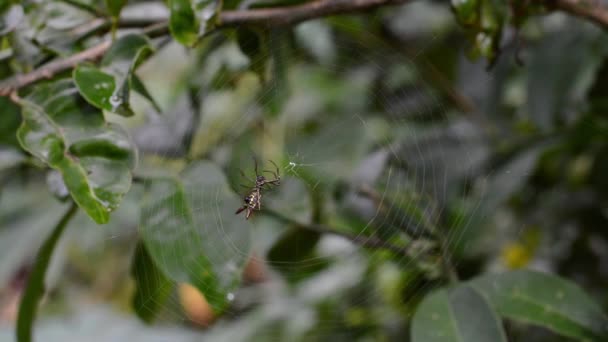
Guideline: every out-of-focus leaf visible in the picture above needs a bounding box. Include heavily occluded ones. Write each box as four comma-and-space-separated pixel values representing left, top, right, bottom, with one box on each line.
451, 0, 478, 26
131, 241, 172, 324
236, 27, 267, 82
131, 74, 163, 113
470, 270, 608, 341
16, 79, 135, 224
140, 161, 250, 313
0, 97, 21, 146
294, 20, 335, 65
168, 0, 221, 47
0, 146, 24, 171
451, 0, 506, 65
267, 228, 321, 265
265, 29, 289, 117
189, 72, 260, 158
527, 22, 608, 131
0, 4, 23, 36
17, 203, 77, 342
411, 285, 507, 342
105, 0, 128, 18
74, 34, 154, 117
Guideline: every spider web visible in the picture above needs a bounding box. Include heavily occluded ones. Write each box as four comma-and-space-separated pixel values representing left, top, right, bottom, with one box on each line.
121, 4, 512, 339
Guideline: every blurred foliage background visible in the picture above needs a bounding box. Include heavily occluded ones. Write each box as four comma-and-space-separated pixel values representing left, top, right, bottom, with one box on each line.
2, 0, 608, 341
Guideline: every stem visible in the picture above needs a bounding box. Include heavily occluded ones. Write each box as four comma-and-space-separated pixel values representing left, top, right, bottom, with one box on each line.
16, 202, 78, 342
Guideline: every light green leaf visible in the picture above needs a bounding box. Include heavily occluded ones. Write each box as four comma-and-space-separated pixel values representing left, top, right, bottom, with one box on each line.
412, 285, 507, 342
168, 0, 221, 47
470, 270, 608, 341
131, 241, 172, 324
140, 161, 250, 313
16, 79, 135, 224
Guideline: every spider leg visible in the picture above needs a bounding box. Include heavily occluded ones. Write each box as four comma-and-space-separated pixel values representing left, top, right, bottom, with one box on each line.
268, 160, 280, 177
236, 206, 246, 215
253, 156, 259, 178
263, 169, 278, 179
246, 208, 253, 219
240, 169, 255, 184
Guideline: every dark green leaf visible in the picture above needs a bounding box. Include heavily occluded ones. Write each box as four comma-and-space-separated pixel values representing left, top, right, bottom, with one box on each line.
16, 203, 77, 342
469, 270, 608, 341
132, 241, 172, 324
16, 79, 135, 224
168, 0, 221, 47
236, 27, 267, 82
131, 74, 163, 113
412, 285, 507, 342
105, 0, 127, 18
140, 161, 250, 313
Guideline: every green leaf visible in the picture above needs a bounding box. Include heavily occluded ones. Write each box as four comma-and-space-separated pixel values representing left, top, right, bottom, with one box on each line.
105, 0, 127, 18
131, 241, 172, 324
412, 285, 507, 342
140, 161, 250, 313
16, 79, 135, 224
73, 64, 117, 112
469, 270, 608, 341
451, 0, 479, 26
16, 203, 77, 342
74, 34, 154, 117
168, 0, 222, 47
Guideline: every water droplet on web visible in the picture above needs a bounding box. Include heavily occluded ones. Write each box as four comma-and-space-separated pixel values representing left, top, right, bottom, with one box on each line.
226, 292, 235, 301
109, 94, 121, 110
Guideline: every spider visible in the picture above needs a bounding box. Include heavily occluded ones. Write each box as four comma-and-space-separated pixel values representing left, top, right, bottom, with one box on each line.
235, 159, 281, 220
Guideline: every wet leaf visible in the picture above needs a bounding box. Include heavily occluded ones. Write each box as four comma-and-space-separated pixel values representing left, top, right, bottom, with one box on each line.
16, 79, 135, 224
412, 285, 507, 342
470, 270, 608, 341
140, 161, 250, 313
74, 34, 154, 117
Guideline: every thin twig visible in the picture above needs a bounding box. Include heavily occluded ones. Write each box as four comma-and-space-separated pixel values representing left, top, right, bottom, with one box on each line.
0, 0, 410, 95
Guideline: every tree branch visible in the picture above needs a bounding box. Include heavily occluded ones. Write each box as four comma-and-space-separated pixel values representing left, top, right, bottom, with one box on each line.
551, 0, 608, 28
221, 0, 410, 27
0, 0, 410, 96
